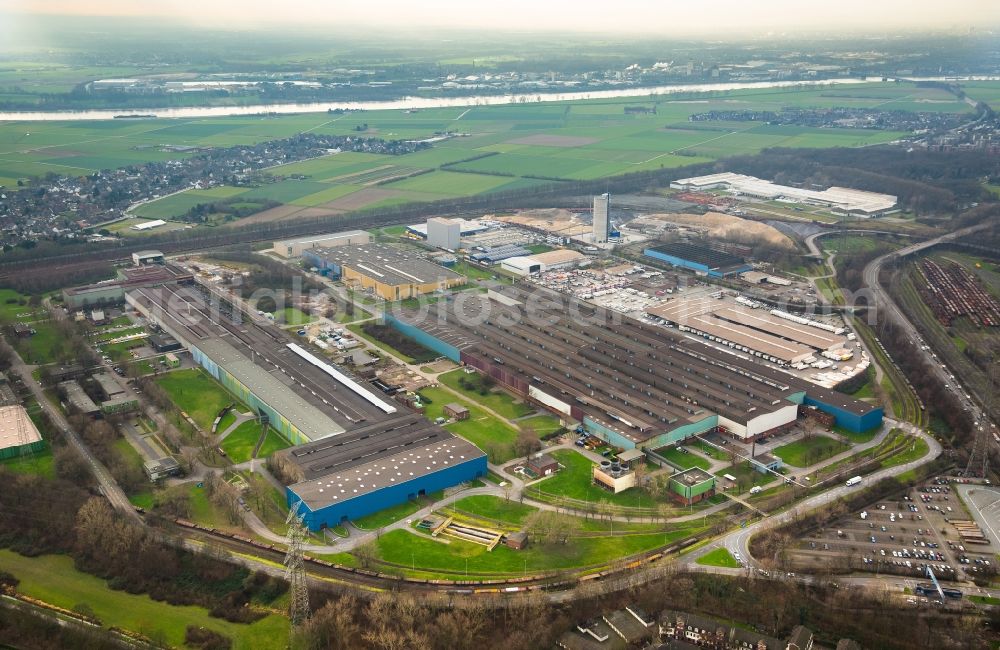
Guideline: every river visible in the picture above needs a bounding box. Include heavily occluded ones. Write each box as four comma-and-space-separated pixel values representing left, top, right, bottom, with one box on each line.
0, 76, 992, 122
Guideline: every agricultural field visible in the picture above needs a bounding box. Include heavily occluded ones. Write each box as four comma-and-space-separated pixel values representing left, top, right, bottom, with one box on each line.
0, 550, 288, 649
0, 81, 958, 229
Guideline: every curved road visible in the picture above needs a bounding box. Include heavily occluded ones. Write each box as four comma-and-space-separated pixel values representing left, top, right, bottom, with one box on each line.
861, 222, 995, 432
687, 425, 942, 570
3, 341, 140, 523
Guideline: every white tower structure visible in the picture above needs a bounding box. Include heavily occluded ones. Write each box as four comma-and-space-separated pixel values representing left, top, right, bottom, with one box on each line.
593, 193, 610, 244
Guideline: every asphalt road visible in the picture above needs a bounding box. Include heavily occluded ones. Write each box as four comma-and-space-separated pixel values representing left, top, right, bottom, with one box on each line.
4, 342, 141, 523
861, 223, 994, 427
686, 424, 942, 571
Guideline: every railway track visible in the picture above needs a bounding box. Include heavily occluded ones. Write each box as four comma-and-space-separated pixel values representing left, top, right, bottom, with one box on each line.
168, 515, 698, 597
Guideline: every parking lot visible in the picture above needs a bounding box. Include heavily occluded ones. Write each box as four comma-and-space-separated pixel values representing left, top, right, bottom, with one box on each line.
787, 478, 995, 584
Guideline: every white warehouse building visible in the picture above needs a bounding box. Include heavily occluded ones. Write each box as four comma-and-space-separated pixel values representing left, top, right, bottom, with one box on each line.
671, 172, 897, 217
272, 230, 371, 258
500, 249, 588, 276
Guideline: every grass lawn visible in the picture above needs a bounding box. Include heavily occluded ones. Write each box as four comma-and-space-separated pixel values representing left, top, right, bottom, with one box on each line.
849, 375, 876, 400
437, 369, 534, 419
656, 446, 711, 471
216, 410, 237, 434
834, 424, 881, 444
517, 414, 564, 437
450, 261, 495, 281
527, 449, 665, 508
0, 288, 38, 321
14, 321, 64, 364
417, 386, 519, 462
274, 306, 314, 326
353, 492, 441, 530
257, 429, 292, 459
881, 436, 929, 468
371, 526, 693, 577
449, 494, 538, 526
113, 437, 146, 476
188, 483, 233, 529
772, 435, 850, 467
713, 462, 773, 491
0, 550, 288, 649
155, 368, 242, 431
694, 440, 730, 461
970, 595, 1000, 606
220, 420, 265, 463
696, 547, 740, 568
0, 444, 54, 479
129, 491, 155, 510
220, 421, 290, 463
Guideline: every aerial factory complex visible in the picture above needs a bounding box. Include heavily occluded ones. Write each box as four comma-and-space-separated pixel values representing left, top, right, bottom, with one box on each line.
126, 281, 486, 530
386, 287, 883, 450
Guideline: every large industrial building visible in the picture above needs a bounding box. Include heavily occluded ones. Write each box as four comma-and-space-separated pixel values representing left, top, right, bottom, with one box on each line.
499, 249, 588, 276
62, 261, 193, 309
272, 230, 371, 258
647, 298, 850, 365
302, 243, 465, 301
670, 172, 897, 217
406, 218, 488, 240
644, 242, 752, 278
126, 280, 485, 530
279, 412, 486, 530
0, 405, 44, 460
384, 287, 882, 448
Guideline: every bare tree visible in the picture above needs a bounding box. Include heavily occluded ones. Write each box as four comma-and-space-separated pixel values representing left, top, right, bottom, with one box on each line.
514, 427, 541, 458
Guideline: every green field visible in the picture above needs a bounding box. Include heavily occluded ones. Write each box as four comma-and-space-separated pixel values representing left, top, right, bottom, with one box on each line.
0, 444, 55, 479
0, 550, 288, 649
517, 414, 564, 437
0, 80, 957, 227
771, 435, 850, 467
0, 289, 41, 322
694, 440, 730, 461
436, 369, 534, 419
274, 306, 314, 326
352, 492, 441, 530
370, 525, 694, 578
448, 494, 538, 526
656, 446, 712, 471
219, 420, 291, 463
527, 449, 663, 508
14, 321, 64, 365
154, 368, 241, 431
416, 386, 520, 462
696, 547, 740, 568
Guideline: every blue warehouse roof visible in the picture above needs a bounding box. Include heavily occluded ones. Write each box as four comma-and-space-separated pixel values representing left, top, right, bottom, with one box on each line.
284, 413, 486, 512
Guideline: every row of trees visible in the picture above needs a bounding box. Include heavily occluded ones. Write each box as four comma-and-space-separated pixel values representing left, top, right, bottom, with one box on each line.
0, 467, 287, 632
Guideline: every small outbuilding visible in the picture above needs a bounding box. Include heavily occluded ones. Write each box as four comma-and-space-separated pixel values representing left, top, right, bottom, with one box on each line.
443, 403, 470, 421
505, 531, 528, 550
526, 452, 559, 477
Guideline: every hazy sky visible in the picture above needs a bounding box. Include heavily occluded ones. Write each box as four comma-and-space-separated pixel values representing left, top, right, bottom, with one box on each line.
3, 0, 998, 34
